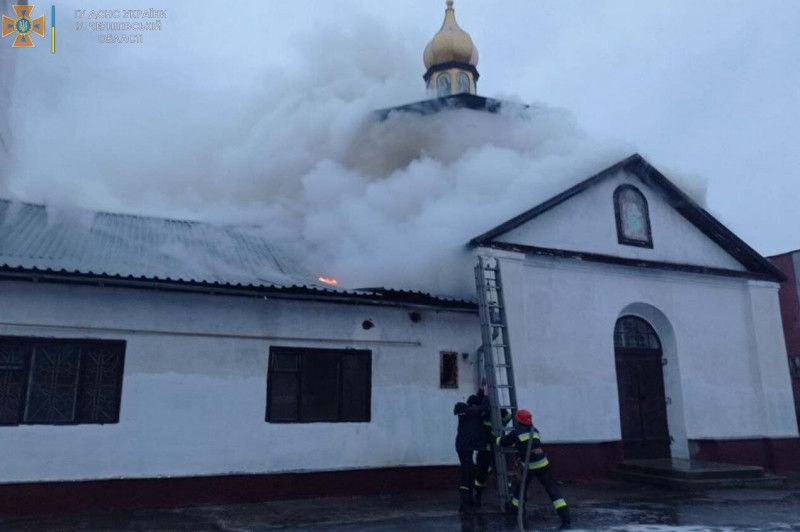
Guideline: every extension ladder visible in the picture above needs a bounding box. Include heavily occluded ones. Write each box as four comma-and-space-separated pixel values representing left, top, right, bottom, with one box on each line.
474, 255, 519, 509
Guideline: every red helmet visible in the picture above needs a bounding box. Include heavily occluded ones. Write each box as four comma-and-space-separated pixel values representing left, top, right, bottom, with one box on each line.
515, 409, 532, 426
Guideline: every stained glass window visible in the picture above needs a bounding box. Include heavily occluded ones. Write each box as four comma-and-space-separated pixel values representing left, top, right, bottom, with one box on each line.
615, 185, 653, 247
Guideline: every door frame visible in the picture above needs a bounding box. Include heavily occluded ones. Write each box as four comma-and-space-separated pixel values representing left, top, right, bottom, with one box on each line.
614, 315, 671, 460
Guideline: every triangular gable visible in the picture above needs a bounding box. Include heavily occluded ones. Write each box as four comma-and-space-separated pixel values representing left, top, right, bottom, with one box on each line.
470, 154, 785, 282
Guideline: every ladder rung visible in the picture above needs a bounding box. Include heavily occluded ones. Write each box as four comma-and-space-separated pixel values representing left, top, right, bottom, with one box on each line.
491, 384, 514, 389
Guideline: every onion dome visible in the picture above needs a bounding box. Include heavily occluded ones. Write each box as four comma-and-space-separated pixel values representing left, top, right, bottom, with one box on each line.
423, 1, 479, 70
423, 1, 480, 96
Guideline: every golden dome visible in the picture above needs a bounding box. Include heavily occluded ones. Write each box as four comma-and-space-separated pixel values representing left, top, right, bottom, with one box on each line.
423, 0, 479, 70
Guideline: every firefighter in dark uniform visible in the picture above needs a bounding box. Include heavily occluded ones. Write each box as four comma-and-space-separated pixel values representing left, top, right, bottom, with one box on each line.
453, 388, 489, 512
473, 407, 512, 507
495, 409, 571, 529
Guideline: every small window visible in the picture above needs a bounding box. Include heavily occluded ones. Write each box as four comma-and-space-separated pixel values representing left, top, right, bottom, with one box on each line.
440, 351, 459, 389
790, 356, 800, 379
614, 185, 653, 248
267, 347, 371, 423
436, 73, 451, 97
456, 72, 471, 94
0, 337, 126, 426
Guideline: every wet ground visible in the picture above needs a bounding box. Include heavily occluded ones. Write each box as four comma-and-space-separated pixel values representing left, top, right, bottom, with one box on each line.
2, 479, 800, 531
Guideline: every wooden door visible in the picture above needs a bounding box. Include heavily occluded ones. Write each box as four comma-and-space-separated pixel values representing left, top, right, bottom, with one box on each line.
614, 316, 671, 460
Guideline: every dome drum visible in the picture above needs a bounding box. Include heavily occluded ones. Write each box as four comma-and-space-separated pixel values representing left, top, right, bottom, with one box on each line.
423, 61, 480, 85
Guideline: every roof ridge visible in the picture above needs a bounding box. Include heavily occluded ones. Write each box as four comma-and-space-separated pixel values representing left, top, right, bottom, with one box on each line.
0, 197, 261, 229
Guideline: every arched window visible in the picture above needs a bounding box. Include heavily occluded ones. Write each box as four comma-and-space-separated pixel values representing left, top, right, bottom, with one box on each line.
614, 185, 653, 248
436, 73, 451, 97
614, 316, 661, 350
456, 72, 471, 94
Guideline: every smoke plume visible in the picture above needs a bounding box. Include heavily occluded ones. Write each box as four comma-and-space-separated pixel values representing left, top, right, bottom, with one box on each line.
2, 6, 681, 296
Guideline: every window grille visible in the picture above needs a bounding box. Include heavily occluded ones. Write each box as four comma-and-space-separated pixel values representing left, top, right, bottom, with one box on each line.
614, 316, 661, 350
0, 337, 125, 426
267, 347, 371, 423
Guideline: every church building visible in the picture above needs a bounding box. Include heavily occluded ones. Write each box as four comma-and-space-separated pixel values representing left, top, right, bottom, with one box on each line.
1, 1, 798, 516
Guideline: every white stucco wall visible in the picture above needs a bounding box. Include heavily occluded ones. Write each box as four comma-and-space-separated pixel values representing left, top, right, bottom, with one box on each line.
0, 281, 481, 483
1, 251, 795, 481
489, 250, 798, 460
496, 172, 747, 271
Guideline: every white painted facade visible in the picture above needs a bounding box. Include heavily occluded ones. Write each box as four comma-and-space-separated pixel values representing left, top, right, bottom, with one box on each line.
0, 281, 480, 483
483, 171, 798, 459
2, 166, 797, 485
497, 172, 746, 271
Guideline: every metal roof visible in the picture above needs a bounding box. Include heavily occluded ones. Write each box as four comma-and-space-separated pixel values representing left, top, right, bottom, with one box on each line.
0, 199, 475, 309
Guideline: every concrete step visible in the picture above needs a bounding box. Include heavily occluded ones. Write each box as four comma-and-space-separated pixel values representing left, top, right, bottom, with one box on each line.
611, 468, 786, 490
617, 458, 766, 480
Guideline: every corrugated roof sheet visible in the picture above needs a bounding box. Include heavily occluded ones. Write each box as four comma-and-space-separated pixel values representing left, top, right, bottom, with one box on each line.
0, 200, 475, 308
0, 199, 334, 289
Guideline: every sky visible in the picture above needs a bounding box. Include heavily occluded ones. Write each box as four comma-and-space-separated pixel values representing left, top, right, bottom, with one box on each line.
1, 0, 799, 277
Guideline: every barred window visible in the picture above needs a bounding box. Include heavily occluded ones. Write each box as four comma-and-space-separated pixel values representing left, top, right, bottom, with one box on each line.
267, 347, 371, 423
614, 316, 661, 350
0, 337, 126, 426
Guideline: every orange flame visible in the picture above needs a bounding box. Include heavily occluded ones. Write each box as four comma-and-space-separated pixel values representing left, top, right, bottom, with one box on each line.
318, 276, 338, 286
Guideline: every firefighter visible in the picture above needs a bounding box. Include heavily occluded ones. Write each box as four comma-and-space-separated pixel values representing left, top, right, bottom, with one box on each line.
453, 388, 489, 512
495, 409, 571, 529
473, 407, 512, 507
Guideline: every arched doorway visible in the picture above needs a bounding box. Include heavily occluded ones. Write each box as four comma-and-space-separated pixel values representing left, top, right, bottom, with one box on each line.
614, 316, 671, 460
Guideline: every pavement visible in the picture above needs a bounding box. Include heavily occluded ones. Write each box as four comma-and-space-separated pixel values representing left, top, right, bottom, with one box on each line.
2, 478, 800, 531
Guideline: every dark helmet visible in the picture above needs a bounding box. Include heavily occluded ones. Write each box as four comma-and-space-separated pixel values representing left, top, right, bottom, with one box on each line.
454, 402, 468, 415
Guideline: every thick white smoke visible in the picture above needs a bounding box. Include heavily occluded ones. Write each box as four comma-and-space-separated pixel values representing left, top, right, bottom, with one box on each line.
3, 9, 699, 297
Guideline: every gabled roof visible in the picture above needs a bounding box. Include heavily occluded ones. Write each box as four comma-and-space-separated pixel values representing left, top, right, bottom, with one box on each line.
0, 199, 475, 310
470, 153, 786, 283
